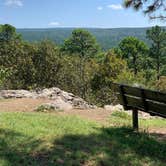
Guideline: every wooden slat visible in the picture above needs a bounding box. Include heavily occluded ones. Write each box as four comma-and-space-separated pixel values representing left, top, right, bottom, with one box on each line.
112, 83, 166, 118
113, 83, 166, 104
125, 95, 166, 118
123, 86, 142, 97
126, 96, 144, 110
148, 101, 166, 118
144, 90, 166, 104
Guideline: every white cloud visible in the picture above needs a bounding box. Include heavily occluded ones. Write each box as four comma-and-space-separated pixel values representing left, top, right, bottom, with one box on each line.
97, 6, 103, 10
48, 22, 60, 26
107, 4, 123, 10
5, 0, 23, 7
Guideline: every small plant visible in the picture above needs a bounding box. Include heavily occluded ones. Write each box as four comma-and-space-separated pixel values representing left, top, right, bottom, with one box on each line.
35, 104, 63, 112
111, 111, 130, 119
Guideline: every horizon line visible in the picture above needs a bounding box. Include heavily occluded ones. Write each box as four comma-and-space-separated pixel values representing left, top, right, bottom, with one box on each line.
16, 25, 163, 29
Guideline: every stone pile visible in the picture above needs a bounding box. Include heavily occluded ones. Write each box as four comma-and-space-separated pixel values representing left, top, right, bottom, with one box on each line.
0, 87, 96, 110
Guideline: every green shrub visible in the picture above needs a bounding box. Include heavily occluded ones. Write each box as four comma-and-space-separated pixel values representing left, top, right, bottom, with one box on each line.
111, 111, 130, 119
35, 104, 63, 112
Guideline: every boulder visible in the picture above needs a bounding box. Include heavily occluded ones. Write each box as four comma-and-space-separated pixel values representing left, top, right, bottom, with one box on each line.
0, 87, 95, 110
104, 104, 124, 111
0, 90, 35, 99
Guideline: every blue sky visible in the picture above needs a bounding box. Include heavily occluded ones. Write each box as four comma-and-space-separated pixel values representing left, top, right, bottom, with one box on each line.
0, 0, 165, 28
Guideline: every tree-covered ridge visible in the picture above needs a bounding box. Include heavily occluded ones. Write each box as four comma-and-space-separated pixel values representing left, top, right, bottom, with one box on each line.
1, 24, 166, 106
17, 27, 165, 50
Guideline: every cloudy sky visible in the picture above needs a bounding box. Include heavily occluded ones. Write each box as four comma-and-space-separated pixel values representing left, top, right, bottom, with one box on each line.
0, 0, 165, 28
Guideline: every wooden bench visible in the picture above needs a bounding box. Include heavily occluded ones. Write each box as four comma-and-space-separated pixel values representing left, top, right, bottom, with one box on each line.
111, 83, 166, 130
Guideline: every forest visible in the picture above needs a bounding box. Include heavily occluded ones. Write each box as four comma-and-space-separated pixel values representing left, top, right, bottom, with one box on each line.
0, 24, 166, 106
17, 27, 159, 50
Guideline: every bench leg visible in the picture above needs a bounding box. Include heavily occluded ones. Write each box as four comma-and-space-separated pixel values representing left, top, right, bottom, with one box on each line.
132, 109, 138, 130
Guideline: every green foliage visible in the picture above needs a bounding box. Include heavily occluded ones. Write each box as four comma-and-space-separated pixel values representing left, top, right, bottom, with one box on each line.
17, 27, 155, 50
33, 40, 61, 88
35, 105, 55, 112
119, 36, 149, 75
0, 24, 166, 105
57, 55, 98, 100
111, 111, 130, 119
91, 51, 128, 105
0, 24, 21, 42
0, 68, 11, 87
35, 104, 63, 112
124, 0, 166, 20
62, 29, 100, 58
156, 76, 166, 92
115, 71, 148, 87
61, 29, 100, 98
146, 26, 166, 80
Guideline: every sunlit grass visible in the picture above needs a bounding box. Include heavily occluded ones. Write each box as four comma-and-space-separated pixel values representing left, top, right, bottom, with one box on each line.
0, 112, 165, 166
109, 111, 166, 129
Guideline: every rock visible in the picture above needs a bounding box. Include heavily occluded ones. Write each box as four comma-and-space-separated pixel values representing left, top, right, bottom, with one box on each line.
36, 87, 61, 99
52, 98, 73, 111
104, 104, 158, 119
0, 87, 95, 110
104, 104, 124, 111
0, 90, 35, 99
104, 105, 114, 111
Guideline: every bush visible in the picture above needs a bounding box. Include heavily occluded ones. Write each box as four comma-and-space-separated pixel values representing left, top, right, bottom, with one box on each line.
156, 76, 166, 92
35, 104, 63, 112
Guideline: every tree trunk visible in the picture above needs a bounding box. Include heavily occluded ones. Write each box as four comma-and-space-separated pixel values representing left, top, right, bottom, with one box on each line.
133, 55, 137, 76
156, 42, 160, 81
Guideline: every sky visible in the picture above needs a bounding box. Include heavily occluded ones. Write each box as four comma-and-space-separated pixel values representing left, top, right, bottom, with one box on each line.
0, 0, 165, 28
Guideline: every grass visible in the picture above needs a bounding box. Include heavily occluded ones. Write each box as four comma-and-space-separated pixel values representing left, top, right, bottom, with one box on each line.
34, 104, 63, 112
109, 111, 166, 129
0, 112, 165, 166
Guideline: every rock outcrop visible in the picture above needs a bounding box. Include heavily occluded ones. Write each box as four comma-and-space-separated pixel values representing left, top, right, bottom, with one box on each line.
104, 104, 159, 119
0, 87, 96, 110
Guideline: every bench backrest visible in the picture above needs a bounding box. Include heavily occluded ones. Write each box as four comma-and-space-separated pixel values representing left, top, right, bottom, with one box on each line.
112, 83, 166, 118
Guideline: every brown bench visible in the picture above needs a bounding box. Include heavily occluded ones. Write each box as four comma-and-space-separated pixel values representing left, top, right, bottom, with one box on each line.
111, 83, 166, 130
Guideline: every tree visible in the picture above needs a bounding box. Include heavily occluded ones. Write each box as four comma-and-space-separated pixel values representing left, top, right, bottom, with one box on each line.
124, 0, 166, 20
119, 37, 149, 75
0, 68, 10, 88
62, 29, 100, 58
146, 26, 166, 80
61, 29, 100, 98
0, 24, 21, 42
33, 40, 61, 88
91, 50, 128, 105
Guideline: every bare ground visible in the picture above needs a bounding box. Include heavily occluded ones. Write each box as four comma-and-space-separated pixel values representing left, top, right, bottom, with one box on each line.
0, 98, 52, 112
0, 98, 165, 139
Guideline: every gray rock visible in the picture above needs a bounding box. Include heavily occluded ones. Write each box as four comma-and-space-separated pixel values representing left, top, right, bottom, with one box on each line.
0, 87, 95, 110
0, 90, 35, 99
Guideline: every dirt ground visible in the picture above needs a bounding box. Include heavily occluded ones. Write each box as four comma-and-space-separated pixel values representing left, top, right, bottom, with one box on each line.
0, 98, 112, 123
0, 98, 52, 112
0, 98, 165, 139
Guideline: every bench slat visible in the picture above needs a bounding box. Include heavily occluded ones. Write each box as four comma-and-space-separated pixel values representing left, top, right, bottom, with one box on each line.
123, 86, 166, 104
112, 83, 166, 104
126, 95, 166, 118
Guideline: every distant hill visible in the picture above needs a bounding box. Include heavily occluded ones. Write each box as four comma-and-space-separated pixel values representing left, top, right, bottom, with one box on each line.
16, 27, 165, 50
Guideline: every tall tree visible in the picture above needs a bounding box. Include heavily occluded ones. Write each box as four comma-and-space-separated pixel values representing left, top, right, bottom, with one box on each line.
124, 0, 166, 20
146, 26, 166, 80
91, 50, 128, 105
33, 40, 61, 88
61, 29, 100, 98
62, 29, 100, 58
119, 37, 149, 75
0, 24, 21, 42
